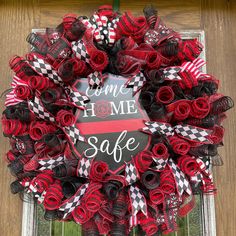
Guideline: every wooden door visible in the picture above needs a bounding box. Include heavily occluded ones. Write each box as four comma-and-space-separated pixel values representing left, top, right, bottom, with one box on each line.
0, 1, 236, 236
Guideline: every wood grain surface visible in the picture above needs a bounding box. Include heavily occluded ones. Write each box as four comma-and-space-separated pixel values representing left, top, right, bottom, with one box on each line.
0, 0, 235, 235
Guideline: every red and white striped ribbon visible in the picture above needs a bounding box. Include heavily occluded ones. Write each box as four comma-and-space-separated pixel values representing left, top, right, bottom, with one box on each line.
181, 58, 209, 79
5, 76, 28, 107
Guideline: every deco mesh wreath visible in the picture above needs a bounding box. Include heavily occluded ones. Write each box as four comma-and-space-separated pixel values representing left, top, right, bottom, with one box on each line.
1, 5, 234, 236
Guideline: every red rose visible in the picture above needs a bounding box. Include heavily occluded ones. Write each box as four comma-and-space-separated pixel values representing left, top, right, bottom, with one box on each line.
149, 188, 164, 205
90, 50, 108, 71
6, 150, 17, 162
90, 161, 109, 181
34, 141, 48, 155
98, 5, 114, 17
29, 121, 56, 140
57, 59, 74, 82
2, 118, 27, 136
169, 136, 190, 155
44, 181, 63, 210
116, 53, 140, 76
135, 150, 153, 173
96, 218, 111, 235
140, 216, 158, 236
156, 86, 175, 104
72, 204, 93, 224
62, 13, 77, 30
73, 58, 87, 76
160, 170, 176, 194
85, 190, 103, 212
94, 100, 112, 119
56, 110, 75, 126
178, 155, 199, 176
209, 125, 224, 144
174, 101, 191, 121
152, 143, 169, 159
146, 52, 161, 69
31, 171, 54, 192
14, 85, 32, 99
191, 97, 210, 119
28, 76, 51, 91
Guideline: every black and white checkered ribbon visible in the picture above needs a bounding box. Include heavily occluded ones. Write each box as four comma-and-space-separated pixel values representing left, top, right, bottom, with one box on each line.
28, 182, 47, 204
152, 157, 168, 171
77, 157, 93, 178
28, 96, 85, 144
71, 39, 90, 63
29, 96, 56, 122
125, 161, 139, 185
168, 158, 192, 196
142, 121, 174, 136
28, 56, 89, 108
175, 124, 212, 143
38, 155, 64, 171
88, 71, 104, 87
59, 183, 89, 219
129, 185, 147, 227
28, 57, 63, 85
190, 172, 203, 183
66, 86, 89, 108
199, 156, 210, 169
142, 121, 212, 143
63, 124, 85, 143
159, 66, 182, 81
126, 71, 147, 95
192, 157, 213, 185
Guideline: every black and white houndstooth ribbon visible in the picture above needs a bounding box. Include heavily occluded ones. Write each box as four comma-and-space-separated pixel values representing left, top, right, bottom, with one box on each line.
38, 155, 64, 171
142, 121, 212, 143
28, 56, 89, 108
126, 71, 147, 95
77, 157, 93, 178
129, 185, 147, 227
59, 183, 89, 218
125, 161, 139, 185
168, 158, 192, 196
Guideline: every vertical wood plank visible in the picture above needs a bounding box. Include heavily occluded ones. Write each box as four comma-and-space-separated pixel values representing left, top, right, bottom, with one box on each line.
0, 1, 40, 235
38, 0, 113, 28
200, 1, 236, 236
120, 0, 201, 29
1, 1, 236, 236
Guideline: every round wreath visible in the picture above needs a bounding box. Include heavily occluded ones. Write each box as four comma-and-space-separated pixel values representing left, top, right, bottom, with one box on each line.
1, 4, 234, 236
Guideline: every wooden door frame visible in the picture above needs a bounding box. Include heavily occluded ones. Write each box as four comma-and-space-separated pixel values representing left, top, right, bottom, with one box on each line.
21, 30, 216, 236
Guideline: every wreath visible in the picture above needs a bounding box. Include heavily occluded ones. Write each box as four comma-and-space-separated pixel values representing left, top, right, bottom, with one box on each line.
1, 4, 234, 236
